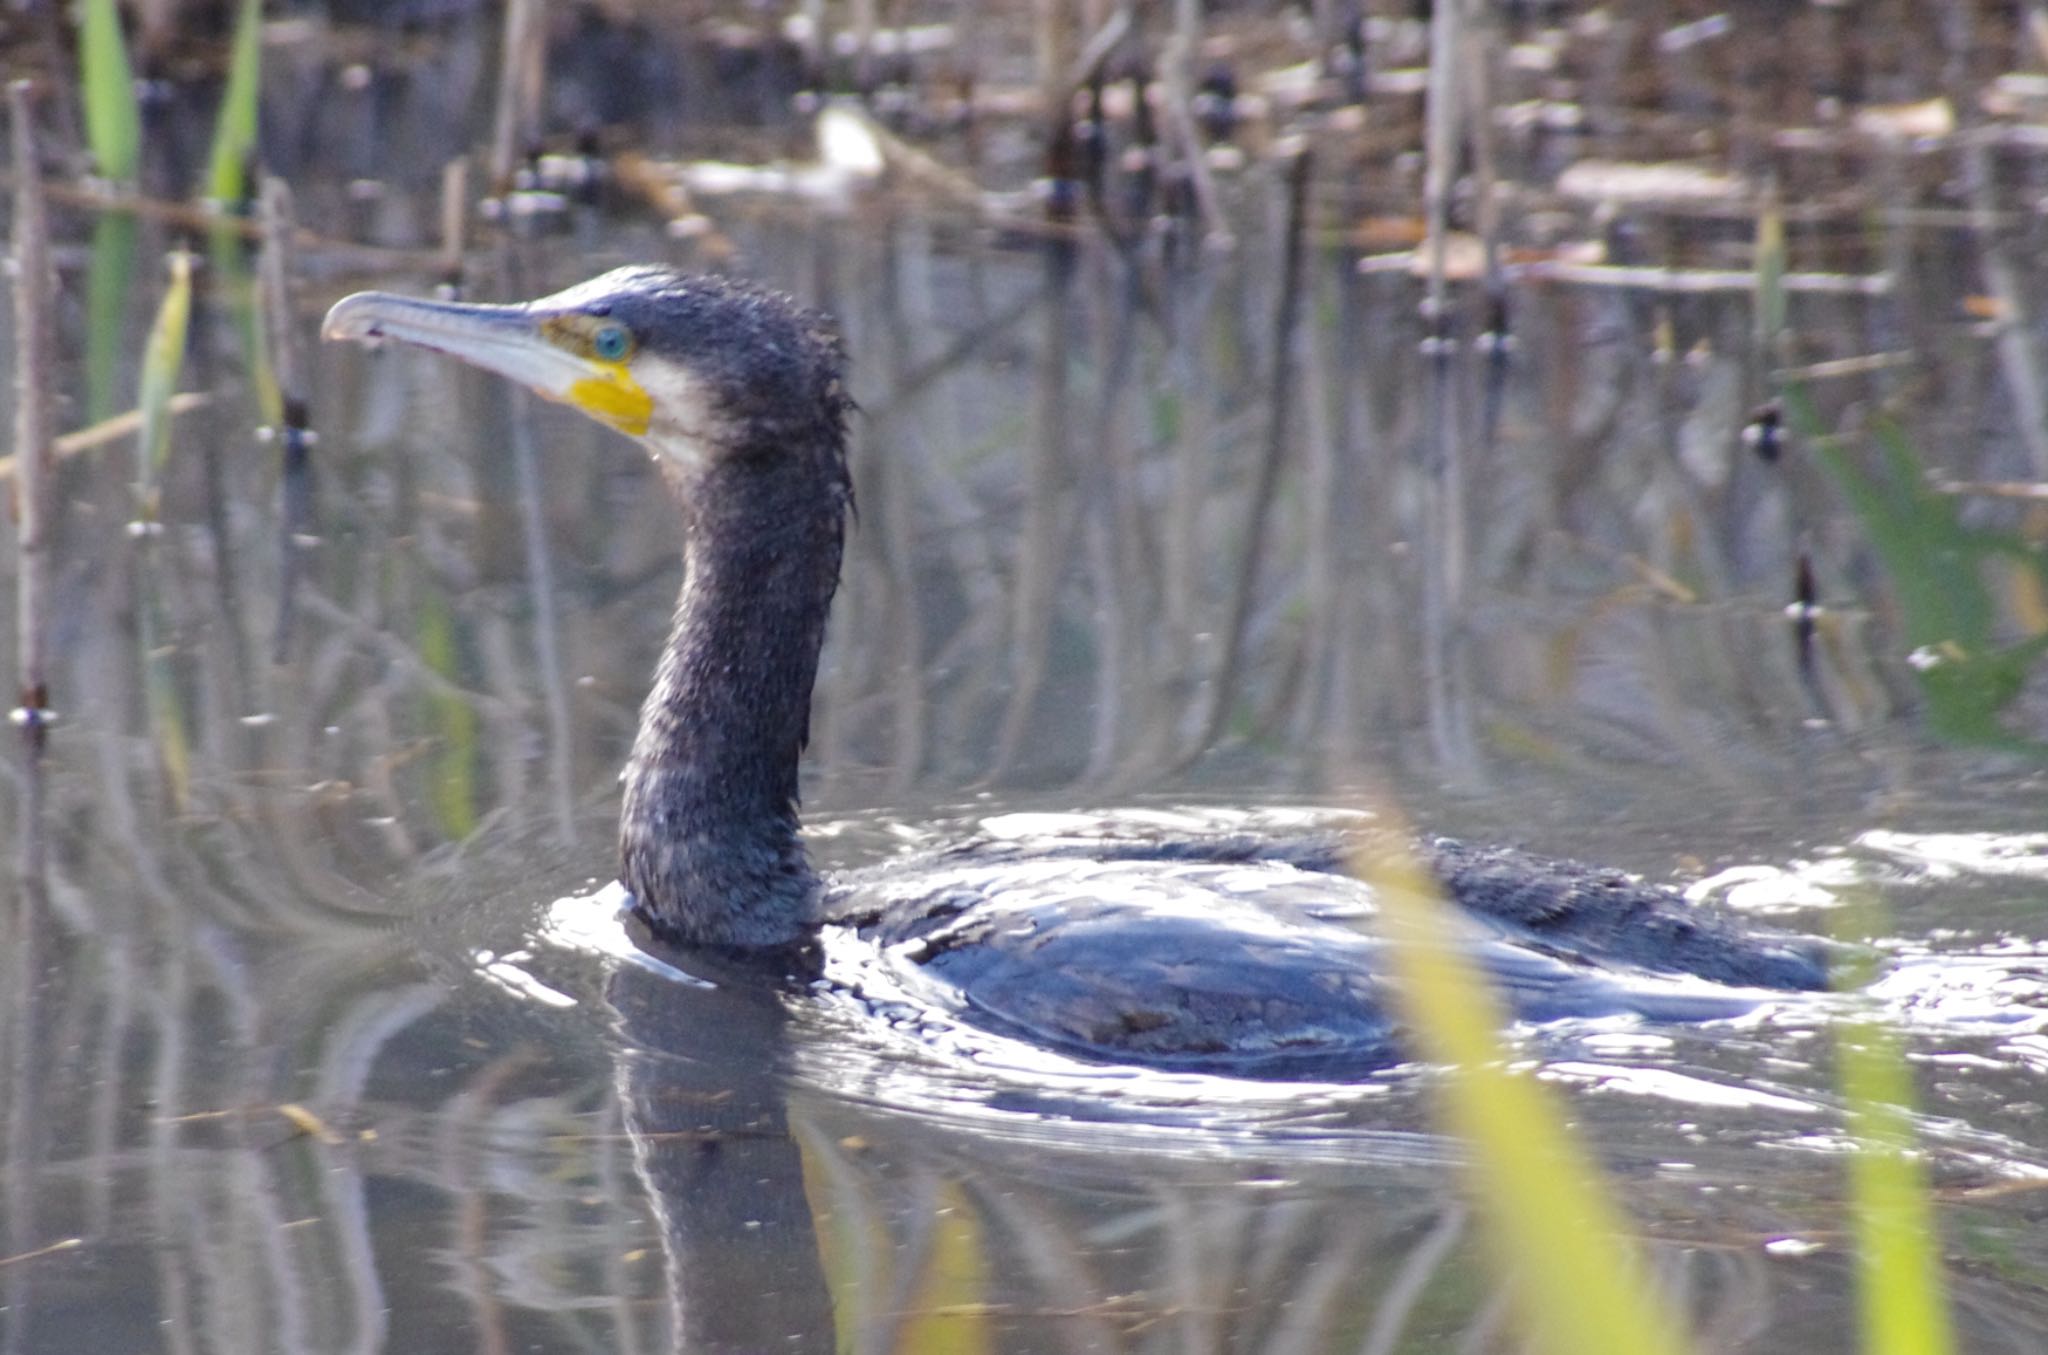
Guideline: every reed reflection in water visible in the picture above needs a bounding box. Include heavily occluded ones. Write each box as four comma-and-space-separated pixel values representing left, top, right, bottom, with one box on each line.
6, 2, 2048, 1352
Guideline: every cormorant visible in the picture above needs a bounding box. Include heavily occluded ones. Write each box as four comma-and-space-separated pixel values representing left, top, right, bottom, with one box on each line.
324, 267, 1827, 1079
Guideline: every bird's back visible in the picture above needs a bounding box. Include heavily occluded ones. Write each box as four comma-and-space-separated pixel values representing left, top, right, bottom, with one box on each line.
822, 827, 1828, 1078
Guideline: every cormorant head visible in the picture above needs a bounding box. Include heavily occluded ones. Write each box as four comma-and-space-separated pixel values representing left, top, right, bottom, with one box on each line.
323, 266, 850, 482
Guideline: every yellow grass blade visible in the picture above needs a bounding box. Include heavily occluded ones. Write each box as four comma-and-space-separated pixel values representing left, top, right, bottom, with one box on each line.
1359, 838, 1695, 1355
135, 249, 195, 517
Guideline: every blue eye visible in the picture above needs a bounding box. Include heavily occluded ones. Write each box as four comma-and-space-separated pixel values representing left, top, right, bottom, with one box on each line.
592, 324, 631, 361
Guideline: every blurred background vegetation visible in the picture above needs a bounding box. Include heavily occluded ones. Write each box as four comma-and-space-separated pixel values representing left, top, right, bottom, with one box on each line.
4, 1, 2048, 1352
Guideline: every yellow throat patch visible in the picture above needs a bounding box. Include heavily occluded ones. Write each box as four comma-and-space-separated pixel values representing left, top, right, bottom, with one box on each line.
568, 362, 653, 435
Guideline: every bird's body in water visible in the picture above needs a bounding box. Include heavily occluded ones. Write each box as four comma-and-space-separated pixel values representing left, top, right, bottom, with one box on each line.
325, 267, 1827, 1079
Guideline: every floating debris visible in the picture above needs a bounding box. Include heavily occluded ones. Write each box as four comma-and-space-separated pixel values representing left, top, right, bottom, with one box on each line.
1853, 96, 1955, 143
277, 1102, 346, 1146
1554, 160, 1752, 206
0, 1237, 82, 1270
1657, 14, 1733, 53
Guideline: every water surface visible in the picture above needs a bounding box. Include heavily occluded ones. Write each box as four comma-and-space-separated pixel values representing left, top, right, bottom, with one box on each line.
6, 5, 2048, 1351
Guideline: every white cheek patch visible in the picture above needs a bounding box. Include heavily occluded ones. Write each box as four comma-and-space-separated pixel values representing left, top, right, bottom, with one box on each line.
635, 363, 729, 471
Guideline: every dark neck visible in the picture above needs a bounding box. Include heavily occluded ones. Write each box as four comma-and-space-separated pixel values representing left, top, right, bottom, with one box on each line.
620, 454, 846, 949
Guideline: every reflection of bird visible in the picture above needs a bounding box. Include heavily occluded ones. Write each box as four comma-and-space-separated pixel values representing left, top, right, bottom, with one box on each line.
325, 268, 1826, 1079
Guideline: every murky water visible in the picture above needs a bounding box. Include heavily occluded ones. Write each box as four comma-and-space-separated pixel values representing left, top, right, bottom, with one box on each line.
5, 5, 2048, 1352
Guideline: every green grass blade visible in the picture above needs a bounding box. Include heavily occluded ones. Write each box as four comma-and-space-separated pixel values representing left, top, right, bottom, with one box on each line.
1803, 406, 2048, 752
207, 221, 281, 428
897, 1180, 991, 1355
793, 1122, 875, 1355
1836, 906, 1956, 1355
417, 589, 478, 840
78, 0, 142, 183
136, 250, 194, 520
1843, 1023, 1956, 1355
1360, 840, 1695, 1355
205, 0, 263, 206
84, 211, 139, 422
1755, 199, 1787, 357
140, 591, 192, 812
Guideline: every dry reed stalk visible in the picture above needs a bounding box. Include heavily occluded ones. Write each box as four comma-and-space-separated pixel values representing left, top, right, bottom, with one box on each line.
9, 81, 54, 741
1186, 142, 1313, 763
488, 0, 548, 195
